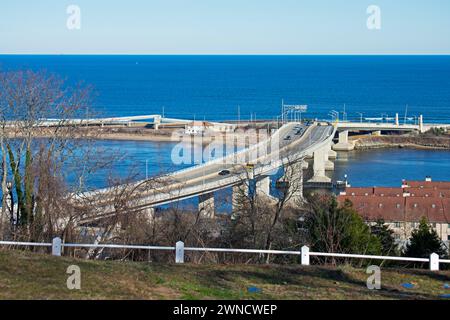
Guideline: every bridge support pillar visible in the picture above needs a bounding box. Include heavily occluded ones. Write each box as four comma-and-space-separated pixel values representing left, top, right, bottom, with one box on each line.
324, 143, 335, 171
256, 176, 271, 197
141, 207, 156, 223
199, 193, 215, 218
232, 183, 250, 218
328, 149, 337, 160
301, 161, 309, 170
333, 130, 354, 151
419, 115, 424, 133
154, 115, 161, 130
308, 147, 331, 183
285, 161, 304, 206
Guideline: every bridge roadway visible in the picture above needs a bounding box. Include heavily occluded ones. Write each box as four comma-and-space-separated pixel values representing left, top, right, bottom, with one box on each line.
76, 122, 335, 222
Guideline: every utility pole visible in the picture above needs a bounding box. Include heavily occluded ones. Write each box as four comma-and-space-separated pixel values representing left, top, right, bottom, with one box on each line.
404, 105, 408, 125
86, 106, 89, 127
237, 105, 241, 125
357, 112, 363, 123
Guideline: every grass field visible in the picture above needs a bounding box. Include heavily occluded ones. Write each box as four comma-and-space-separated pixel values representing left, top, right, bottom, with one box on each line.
0, 249, 449, 300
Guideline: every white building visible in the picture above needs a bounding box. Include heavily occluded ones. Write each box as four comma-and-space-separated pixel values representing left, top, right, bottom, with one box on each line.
184, 121, 236, 135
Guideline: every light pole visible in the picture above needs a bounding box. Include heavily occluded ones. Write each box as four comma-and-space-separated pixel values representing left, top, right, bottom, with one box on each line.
329, 110, 339, 123
237, 105, 240, 125
356, 112, 363, 123
342, 104, 347, 122
85, 106, 89, 127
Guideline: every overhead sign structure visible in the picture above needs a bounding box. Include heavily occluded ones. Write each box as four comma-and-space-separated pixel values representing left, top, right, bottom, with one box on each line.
281, 103, 308, 123
283, 105, 308, 112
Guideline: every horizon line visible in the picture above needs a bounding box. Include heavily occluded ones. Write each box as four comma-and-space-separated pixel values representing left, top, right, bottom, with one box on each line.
1, 53, 450, 56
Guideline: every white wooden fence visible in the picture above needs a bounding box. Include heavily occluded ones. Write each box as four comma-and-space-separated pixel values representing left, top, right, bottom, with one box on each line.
1, 238, 449, 271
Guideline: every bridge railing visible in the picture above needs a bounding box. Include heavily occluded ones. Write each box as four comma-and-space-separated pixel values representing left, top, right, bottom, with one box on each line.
0, 239, 448, 271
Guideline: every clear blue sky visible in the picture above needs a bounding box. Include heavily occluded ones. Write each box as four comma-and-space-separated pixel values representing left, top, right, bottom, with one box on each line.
1, 0, 449, 54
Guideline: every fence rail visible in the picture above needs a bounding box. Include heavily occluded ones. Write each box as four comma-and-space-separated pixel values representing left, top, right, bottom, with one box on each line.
0, 239, 448, 271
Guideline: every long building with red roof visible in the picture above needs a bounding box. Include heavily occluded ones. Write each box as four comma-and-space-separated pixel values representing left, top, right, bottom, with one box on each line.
337, 177, 450, 242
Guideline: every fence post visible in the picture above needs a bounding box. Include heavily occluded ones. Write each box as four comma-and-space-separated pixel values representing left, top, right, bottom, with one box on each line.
301, 246, 310, 266
429, 253, 439, 271
176, 241, 184, 264
52, 237, 62, 256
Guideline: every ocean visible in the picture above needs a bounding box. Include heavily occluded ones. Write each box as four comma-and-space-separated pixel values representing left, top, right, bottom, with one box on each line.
0, 55, 449, 189
1, 55, 450, 123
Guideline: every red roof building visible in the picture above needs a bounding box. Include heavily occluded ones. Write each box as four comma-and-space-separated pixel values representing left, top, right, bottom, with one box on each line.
338, 178, 450, 241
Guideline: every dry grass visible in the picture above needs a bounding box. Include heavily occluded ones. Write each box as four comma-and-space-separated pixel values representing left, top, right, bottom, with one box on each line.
0, 249, 449, 300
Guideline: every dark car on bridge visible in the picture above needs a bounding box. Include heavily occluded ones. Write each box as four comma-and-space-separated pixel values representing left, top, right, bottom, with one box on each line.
218, 170, 231, 176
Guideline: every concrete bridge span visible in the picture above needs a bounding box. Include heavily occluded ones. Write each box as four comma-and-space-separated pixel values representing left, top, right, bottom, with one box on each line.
75, 122, 336, 224
333, 116, 450, 151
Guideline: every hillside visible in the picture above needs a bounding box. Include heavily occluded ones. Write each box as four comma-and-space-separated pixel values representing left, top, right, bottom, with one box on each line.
0, 249, 449, 300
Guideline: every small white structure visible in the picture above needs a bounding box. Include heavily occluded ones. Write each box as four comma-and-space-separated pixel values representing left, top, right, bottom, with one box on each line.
185, 121, 236, 135
210, 123, 237, 133
185, 121, 210, 135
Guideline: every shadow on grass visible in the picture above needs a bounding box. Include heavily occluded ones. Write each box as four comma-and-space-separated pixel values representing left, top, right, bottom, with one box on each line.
162, 264, 449, 300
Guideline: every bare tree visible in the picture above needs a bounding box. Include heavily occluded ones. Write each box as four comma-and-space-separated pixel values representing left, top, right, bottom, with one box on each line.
0, 70, 96, 242
224, 159, 306, 263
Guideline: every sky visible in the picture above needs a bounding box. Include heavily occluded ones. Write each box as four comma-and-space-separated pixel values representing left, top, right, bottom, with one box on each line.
0, 0, 449, 54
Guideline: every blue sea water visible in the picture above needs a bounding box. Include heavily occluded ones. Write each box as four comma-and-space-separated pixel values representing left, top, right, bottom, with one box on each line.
333, 149, 450, 187
0, 55, 449, 189
1, 55, 450, 123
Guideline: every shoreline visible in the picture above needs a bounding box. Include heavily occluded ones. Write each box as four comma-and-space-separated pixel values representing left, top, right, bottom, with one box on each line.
94, 132, 450, 152
10, 127, 262, 147
352, 135, 450, 151
355, 143, 450, 151
8, 126, 450, 151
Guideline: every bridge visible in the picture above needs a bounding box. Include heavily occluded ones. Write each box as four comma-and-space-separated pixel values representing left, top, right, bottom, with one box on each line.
333, 114, 450, 151
39, 115, 236, 131
76, 122, 337, 223
69, 112, 449, 223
